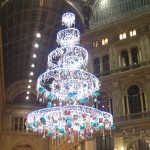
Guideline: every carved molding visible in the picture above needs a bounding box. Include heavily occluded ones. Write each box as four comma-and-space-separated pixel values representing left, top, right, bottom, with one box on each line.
125, 80, 145, 93
119, 77, 146, 95
123, 128, 150, 144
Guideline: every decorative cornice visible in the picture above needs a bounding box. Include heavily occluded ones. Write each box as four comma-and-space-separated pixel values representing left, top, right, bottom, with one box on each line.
123, 128, 150, 143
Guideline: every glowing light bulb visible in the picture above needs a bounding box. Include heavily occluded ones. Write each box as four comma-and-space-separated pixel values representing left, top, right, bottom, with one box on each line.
28, 85, 31, 88
34, 43, 39, 48
26, 96, 29, 100
94, 98, 97, 102
31, 64, 35, 67
29, 79, 32, 83
30, 72, 34, 76
33, 54, 36, 58
36, 33, 41, 38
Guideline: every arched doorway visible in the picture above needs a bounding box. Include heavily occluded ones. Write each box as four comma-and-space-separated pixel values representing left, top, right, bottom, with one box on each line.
12, 143, 33, 150
128, 138, 150, 150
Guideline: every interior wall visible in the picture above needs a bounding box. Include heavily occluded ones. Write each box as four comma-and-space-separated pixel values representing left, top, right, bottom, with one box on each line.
0, 27, 5, 132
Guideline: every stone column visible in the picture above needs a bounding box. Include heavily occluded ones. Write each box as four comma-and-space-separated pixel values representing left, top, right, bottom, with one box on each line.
118, 55, 121, 67
23, 118, 25, 131
109, 99, 112, 113
96, 101, 98, 109
128, 50, 132, 66
77, 145, 81, 150
8, 115, 13, 130
100, 56, 103, 74
122, 96, 125, 114
112, 80, 122, 115
87, 52, 93, 73
18, 117, 20, 130
109, 44, 119, 71
139, 35, 150, 61
137, 51, 140, 63
139, 49, 142, 62
12, 116, 14, 130
126, 95, 130, 114
0, 27, 4, 132
140, 92, 144, 112
85, 140, 95, 150
143, 91, 148, 111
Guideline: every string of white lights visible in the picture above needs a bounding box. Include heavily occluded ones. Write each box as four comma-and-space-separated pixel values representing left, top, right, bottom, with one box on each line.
25, 12, 114, 142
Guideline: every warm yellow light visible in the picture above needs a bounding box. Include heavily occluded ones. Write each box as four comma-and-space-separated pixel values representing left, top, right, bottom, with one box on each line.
102, 39, 105, 45
133, 29, 136, 36
120, 147, 124, 150
119, 34, 123, 40
123, 33, 126, 39
105, 38, 108, 43
129, 29, 136, 37
95, 41, 99, 47
102, 38, 108, 45
120, 33, 126, 40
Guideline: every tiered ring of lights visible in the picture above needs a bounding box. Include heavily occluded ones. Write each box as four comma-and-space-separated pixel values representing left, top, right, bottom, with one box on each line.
26, 12, 115, 141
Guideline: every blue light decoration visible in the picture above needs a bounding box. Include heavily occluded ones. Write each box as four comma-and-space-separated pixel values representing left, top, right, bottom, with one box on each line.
25, 12, 114, 142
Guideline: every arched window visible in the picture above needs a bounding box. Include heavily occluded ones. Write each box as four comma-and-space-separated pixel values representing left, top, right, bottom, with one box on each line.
131, 47, 139, 65
98, 92, 110, 113
128, 85, 141, 114
103, 55, 110, 72
121, 50, 129, 67
93, 57, 100, 77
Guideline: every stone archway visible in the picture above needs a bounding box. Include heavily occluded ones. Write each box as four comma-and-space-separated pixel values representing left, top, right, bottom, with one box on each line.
123, 129, 150, 150
128, 138, 150, 150
126, 137, 150, 150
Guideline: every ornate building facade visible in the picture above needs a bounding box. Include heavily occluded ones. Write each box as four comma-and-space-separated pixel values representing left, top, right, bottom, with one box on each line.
0, 0, 150, 150
81, 10, 150, 150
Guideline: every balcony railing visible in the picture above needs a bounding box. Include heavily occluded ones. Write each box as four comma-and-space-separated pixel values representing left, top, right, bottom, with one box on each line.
114, 111, 150, 124
101, 61, 150, 77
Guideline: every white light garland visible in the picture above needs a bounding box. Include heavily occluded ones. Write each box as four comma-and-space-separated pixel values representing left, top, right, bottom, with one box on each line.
26, 105, 113, 139
62, 12, 75, 27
